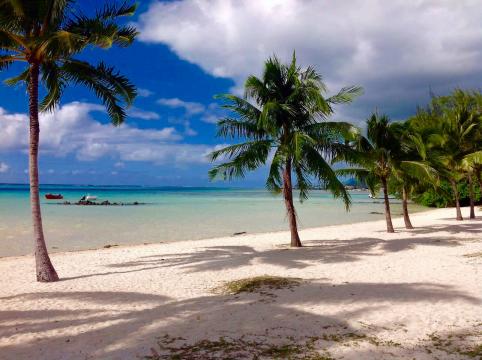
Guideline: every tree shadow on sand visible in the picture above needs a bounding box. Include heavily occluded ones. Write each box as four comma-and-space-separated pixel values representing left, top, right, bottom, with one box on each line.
0, 280, 480, 359
407, 221, 482, 236
97, 235, 466, 275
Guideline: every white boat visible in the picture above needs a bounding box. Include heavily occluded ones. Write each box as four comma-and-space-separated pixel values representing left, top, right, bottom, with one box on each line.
81, 195, 97, 201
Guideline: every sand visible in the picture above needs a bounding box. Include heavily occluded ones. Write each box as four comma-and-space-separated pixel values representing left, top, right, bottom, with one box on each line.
0, 207, 481, 359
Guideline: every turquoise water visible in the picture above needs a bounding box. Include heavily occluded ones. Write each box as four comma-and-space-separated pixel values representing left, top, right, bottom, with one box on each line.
0, 184, 424, 257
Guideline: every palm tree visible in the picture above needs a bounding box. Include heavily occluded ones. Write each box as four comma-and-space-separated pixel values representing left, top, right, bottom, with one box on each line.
0, 1, 137, 282
388, 123, 438, 229
336, 113, 400, 233
208, 54, 362, 247
429, 90, 482, 220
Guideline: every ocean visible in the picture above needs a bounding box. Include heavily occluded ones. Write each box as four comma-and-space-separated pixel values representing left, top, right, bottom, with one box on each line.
0, 184, 425, 257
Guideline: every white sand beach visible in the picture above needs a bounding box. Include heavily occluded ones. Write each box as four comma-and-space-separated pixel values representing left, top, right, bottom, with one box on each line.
0, 207, 481, 359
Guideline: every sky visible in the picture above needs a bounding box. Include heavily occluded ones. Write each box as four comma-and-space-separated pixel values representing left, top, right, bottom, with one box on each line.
1, 0, 482, 186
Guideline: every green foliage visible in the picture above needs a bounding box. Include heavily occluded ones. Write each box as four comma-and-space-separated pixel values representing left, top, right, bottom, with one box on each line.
0, 0, 138, 124
413, 180, 481, 208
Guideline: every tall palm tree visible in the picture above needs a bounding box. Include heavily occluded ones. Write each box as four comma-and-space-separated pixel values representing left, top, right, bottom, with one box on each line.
209, 54, 362, 247
0, 0, 137, 282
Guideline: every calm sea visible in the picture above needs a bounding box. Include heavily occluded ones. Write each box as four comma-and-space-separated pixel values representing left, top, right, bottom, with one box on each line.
0, 184, 424, 257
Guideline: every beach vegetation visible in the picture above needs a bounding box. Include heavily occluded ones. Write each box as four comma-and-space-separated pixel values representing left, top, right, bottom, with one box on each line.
147, 334, 335, 359
216, 275, 302, 295
408, 89, 482, 220
0, 0, 138, 281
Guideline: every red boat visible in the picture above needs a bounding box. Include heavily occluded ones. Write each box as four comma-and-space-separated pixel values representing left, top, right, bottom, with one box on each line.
45, 194, 63, 200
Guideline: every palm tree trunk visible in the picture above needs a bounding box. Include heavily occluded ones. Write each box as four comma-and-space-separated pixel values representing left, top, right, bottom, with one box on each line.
450, 180, 463, 221
282, 159, 301, 247
28, 62, 59, 282
402, 186, 413, 229
468, 173, 475, 219
381, 177, 394, 233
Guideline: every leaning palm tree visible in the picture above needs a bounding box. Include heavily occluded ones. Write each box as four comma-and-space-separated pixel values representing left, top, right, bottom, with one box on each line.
0, 1, 137, 281
388, 123, 438, 229
336, 113, 399, 233
209, 54, 362, 247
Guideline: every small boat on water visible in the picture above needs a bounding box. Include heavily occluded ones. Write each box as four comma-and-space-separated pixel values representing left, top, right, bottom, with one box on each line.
45, 194, 63, 200
80, 195, 98, 201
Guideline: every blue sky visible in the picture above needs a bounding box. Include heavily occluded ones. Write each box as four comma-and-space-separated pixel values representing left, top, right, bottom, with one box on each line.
1, 0, 482, 186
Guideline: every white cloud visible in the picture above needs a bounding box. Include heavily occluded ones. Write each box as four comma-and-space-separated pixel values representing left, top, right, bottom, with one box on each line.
0, 102, 220, 165
128, 107, 160, 120
201, 103, 226, 124
137, 0, 482, 121
137, 88, 154, 97
158, 97, 205, 115
159, 97, 227, 125
116, 143, 215, 164
0, 161, 9, 173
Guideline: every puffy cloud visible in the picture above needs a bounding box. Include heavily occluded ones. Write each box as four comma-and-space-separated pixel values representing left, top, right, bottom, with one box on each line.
0, 161, 9, 173
158, 96, 227, 124
116, 143, 216, 164
137, 0, 482, 121
0, 102, 219, 165
137, 88, 154, 97
158, 97, 205, 115
127, 107, 160, 120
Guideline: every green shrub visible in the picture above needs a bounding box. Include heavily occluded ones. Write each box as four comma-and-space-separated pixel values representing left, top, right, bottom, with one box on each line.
413, 180, 481, 208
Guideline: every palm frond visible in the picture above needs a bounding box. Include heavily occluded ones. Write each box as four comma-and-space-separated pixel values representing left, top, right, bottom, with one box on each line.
266, 147, 285, 194
208, 140, 273, 181
62, 59, 136, 125
399, 160, 438, 185
40, 61, 65, 112
3, 66, 28, 85
304, 146, 351, 209
464, 151, 482, 166
96, 1, 137, 19
294, 161, 312, 202
216, 118, 266, 140
327, 85, 363, 104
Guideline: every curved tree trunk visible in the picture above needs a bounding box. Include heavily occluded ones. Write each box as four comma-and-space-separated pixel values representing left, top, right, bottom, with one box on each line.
450, 180, 463, 221
381, 177, 394, 233
402, 186, 413, 229
468, 173, 475, 219
283, 159, 302, 247
28, 63, 59, 282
